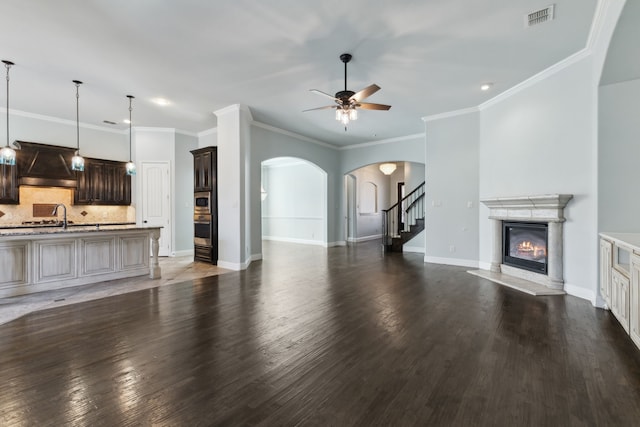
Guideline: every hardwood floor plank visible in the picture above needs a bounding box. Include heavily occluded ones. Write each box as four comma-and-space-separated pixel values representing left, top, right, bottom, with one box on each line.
1, 241, 640, 426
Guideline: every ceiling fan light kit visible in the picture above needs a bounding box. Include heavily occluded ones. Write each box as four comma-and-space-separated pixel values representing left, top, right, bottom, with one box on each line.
305, 53, 391, 130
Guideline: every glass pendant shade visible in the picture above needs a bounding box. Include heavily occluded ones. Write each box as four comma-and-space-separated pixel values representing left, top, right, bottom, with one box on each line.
71, 80, 84, 172
71, 151, 85, 171
0, 145, 16, 165
335, 106, 357, 126
1, 60, 16, 166
125, 161, 136, 176
125, 95, 136, 176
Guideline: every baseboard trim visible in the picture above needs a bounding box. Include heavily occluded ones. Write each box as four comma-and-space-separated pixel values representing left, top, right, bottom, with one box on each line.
262, 236, 326, 246
403, 245, 425, 254
172, 249, 194, 257
347, 234, 382, 243
424, 256, 479, 269
564, 282, 597, 304
250, 253, 262, 261
327, 241, 346, 247
217, 258, 252, 271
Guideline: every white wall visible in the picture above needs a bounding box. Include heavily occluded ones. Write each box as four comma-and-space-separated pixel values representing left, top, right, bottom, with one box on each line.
341, 134, 425, 174
425, 113, 479, 265
175, 132, 198, 254
250, 123, 341, 258
599, 78, 640, 232
479, 56, 597, 301
261, 159, 326, 245
348, 164, 389, 241
1, 110, 127, 160
403, 161, 426, 252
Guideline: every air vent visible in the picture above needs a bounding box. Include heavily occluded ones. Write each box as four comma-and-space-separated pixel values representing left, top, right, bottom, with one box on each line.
527, 4, 555, 26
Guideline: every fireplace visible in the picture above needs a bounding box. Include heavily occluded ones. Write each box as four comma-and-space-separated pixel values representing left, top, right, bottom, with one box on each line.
479, 194, 573, 291
503, 222, 548, 274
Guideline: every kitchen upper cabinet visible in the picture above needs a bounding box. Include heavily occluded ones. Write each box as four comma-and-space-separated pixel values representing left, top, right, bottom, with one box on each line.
75, 158, 131, 205
0, 162, 19, 204
192, 147, 216, 191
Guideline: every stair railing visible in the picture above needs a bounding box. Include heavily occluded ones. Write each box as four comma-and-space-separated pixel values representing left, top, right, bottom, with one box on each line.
382, 181, 425, 247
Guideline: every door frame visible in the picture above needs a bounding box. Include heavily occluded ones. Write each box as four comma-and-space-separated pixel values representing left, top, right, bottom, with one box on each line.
139, 160, 172, 256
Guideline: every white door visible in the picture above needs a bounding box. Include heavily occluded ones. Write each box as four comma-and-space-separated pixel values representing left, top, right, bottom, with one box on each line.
141, 161, 171, 256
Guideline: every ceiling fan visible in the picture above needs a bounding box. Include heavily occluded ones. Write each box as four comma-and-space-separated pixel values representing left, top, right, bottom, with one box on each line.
304, 53, 391, 130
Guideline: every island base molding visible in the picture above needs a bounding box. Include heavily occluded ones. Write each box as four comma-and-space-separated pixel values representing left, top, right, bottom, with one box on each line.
0, 227, 162, 298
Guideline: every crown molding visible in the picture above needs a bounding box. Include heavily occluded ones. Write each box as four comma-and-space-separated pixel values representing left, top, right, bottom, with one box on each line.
422, 106, 479, 122
213, 103, 253, 121
251, 121, 338, 150
1, 107, 127, 135
134, 127, 176, 133
479, 48, 592, 111
198, 127, 218, 138
586, 0, 610, 51
339, 133, 425, 151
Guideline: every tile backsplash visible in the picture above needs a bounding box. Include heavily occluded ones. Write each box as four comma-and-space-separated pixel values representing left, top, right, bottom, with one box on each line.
0, 186, 134, 225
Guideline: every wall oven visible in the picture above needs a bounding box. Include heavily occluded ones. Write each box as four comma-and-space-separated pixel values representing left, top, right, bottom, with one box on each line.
194, 191, 211, 215
194, 214, 212, 246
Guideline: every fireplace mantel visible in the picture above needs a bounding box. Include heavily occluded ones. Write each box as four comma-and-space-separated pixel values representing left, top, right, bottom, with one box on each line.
479, 194, 573, 292
481, 194, 573, 222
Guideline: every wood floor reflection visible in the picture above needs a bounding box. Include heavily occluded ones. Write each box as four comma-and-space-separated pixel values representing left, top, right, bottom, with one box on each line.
1, 241, 639, 426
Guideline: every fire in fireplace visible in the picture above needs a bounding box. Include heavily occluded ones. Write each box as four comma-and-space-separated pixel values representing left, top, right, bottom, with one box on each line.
503, 221, 548, 274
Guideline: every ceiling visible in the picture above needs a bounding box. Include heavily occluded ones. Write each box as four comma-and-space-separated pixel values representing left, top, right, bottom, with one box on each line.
1, 0, 597, 147
600, 0, 640, 86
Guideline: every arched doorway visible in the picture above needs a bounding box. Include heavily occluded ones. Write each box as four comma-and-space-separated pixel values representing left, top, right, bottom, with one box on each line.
260, 157, 328, 248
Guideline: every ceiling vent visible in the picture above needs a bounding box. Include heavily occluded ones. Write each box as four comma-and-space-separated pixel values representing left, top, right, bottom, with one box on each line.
527, 4, 555, 27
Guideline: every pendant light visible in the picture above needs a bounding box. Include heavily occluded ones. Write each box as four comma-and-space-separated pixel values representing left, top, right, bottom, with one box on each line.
70, 80, 84, 171
125, 95, 136, 175
0, 60, 17, 166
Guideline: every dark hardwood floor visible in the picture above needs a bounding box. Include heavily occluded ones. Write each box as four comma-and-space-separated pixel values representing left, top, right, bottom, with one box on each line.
1, 241, 640, 426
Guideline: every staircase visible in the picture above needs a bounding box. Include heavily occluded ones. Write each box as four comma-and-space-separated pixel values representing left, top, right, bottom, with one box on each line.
382, 181, 425, 252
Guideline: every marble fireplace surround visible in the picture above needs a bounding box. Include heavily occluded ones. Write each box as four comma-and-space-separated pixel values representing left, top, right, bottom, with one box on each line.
473, 194, 573, 295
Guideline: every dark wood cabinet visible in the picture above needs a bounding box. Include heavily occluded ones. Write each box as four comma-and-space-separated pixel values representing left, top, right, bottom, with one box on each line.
74, 158, 131, 205
191, 147, 218, 264
0, 162, 19, 204
192, 147, 216, 191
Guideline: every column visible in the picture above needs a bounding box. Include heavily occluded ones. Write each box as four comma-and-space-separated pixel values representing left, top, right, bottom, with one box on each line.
150, 228, 161, 279
214, 104, 252, 270
547, 221, 564, 289
490, 218, 502, 273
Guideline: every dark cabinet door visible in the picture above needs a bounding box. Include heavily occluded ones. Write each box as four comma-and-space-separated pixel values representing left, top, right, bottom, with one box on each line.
193, 150, 213, 191
75, 159, 131, 205
0, 163, 19, 204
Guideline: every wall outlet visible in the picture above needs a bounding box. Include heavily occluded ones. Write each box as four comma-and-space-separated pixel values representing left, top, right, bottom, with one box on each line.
467, 201, 473, 208
449, 245, 456, 252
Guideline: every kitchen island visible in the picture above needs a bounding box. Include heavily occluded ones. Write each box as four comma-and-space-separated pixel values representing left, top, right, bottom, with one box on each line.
0, 225, 162, 297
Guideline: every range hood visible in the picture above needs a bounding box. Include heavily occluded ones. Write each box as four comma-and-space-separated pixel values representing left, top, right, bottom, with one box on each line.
17, 141, 78, 188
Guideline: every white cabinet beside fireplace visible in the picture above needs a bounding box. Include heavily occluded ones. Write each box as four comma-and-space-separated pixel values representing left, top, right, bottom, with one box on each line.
599, 233, 640, 351
630, 253, 640, 348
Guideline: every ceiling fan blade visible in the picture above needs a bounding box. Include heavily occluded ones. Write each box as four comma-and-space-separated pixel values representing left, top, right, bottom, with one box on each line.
357, 102, 391, 111
310, 89, 339, 101
303, 105, 336, 112
350, 84, 381, 102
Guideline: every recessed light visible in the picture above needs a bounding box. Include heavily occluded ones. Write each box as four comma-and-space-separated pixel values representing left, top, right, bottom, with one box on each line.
480, 83, 493, 91
152, 97, 171, 106
123, 119, 131, 124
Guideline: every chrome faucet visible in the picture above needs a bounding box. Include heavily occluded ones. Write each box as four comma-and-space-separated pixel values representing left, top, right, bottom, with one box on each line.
52, 203, 68, 229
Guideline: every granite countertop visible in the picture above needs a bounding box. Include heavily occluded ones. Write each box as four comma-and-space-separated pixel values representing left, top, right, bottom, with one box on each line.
0, 224, 161, 237
0, 221, 136, 230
